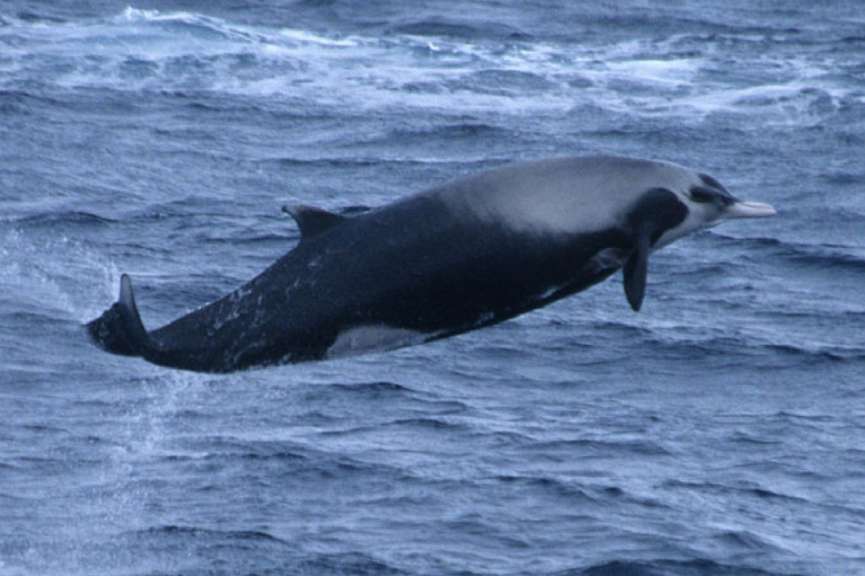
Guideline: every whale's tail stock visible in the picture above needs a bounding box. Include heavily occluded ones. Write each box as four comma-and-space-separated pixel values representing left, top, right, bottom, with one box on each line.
86, 274, 151, 358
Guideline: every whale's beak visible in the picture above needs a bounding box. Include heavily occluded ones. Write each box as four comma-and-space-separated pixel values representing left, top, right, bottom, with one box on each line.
724, 200, 777, 220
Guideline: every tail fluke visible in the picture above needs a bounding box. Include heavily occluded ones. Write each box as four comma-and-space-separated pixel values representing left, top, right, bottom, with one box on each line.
86, 274, 151, 357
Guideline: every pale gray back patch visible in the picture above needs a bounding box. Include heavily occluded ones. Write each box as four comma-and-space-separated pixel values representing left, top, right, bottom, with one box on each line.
434, 156, 701, 236
327, 324, 430, 359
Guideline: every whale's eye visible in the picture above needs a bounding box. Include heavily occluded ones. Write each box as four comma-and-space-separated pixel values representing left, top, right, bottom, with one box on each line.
689, 186, 716, 203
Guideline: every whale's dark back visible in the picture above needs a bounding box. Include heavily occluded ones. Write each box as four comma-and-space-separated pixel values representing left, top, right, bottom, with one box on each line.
135, 193, 628, 372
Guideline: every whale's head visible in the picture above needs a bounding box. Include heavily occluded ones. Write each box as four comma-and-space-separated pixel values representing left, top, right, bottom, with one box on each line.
438, 156, 775, 243
652, 169, 776, 250
436, 156, 776, 313
610, 160, 776, 311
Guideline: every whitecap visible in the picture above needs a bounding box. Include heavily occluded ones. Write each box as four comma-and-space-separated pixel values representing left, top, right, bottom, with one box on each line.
278, 28, 358, 47
604, 58, 700, 87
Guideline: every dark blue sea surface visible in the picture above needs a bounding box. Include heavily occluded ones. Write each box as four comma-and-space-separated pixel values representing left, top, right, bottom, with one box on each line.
1, 1, 864, 575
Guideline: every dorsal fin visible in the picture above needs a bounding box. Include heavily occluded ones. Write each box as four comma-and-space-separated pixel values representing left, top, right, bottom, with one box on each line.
282, 204, 347, 241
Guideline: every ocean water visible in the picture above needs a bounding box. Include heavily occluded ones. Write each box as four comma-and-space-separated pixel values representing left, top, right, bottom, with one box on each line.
1, 1, 864, 574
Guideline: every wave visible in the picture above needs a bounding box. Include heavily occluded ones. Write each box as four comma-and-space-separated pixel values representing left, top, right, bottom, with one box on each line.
761, 343, 864, 363
533, 438, 672, 457
0, 89, 69, 113
294, 551, 406, 576
388, 18, 531, 41
201, 232, 297, 246
325, 380, 414, 395
490, 475, 624, 505
299, 380, 426, 407
374, 123, 513, 149
662, 479, 808, 505
581, 311, 865, 363
711, 234, 865, 274
132, 524, 290, 545
174, 437, 416, 482
192, 449, 307, 464
13, 210, 116, 228
0, 6, 858, 124
319, 415, 473, 440
567, 558, 798, 576
646, 336, 865, 364
392, 417, 470, 432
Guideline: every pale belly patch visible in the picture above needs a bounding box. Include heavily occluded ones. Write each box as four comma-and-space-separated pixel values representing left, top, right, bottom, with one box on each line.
326, 324, 430, 359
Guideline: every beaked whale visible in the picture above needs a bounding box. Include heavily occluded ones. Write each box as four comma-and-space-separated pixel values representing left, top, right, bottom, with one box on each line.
86, 156, 776, 373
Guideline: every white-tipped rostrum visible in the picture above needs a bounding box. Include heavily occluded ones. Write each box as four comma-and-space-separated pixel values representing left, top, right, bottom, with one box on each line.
725, 200, 777, 219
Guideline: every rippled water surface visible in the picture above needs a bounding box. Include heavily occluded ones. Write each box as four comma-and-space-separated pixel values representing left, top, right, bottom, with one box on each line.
1, 1, 864, 575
